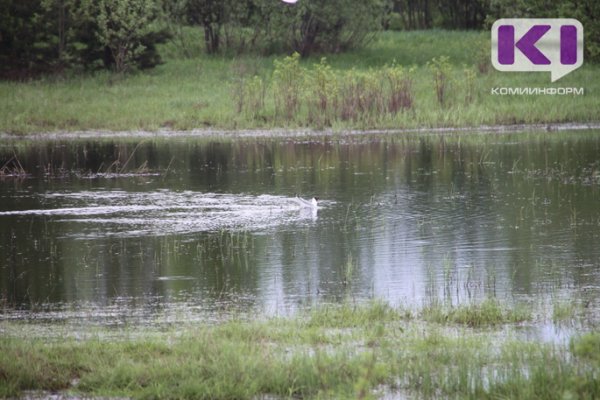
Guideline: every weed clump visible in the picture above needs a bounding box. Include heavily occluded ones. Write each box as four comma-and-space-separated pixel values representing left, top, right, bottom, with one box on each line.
427, 55, 452, 107
571, 332, 600, 362
307, 58, 338, 127
306, 300, 402, 328
273, 52, 304, 121
249, 56, 417, 127
0, 155, 27, 178
383, 62, 414, 113
422, 298, 531, 327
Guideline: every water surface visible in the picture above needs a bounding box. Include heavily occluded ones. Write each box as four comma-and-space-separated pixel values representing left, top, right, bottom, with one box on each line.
1, 131, 599, 326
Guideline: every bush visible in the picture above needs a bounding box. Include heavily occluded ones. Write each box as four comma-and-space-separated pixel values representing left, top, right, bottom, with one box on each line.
307, 58, 338, 126
0, 0, 169, 78
92, 0, 167, 73
383, 63, 414, 113
272, 52, 304, 120
339, 69, 384, 122
427, 56, 452, 107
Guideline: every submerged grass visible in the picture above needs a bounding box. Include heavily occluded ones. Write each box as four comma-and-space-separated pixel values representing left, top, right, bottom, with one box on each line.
422, 298, 531, 327
1, 300, 599, 399
1, 30, 598, 134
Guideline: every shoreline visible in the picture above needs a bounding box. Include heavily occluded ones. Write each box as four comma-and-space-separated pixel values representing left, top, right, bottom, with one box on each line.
2, 122, 600, 141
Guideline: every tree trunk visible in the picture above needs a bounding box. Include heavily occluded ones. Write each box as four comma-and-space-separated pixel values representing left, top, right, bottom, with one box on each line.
204, 24, 220, 54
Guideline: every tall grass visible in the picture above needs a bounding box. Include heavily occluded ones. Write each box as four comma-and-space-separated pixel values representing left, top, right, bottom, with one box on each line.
268, 55, 416, 126
421, 298, 531, 327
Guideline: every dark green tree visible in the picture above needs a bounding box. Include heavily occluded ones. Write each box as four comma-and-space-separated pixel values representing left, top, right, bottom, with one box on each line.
185, 0, 226, 54
390, 0, 433, 30
436, 0, 488, 29
93, 0, 166, 72
0, 0, 169, 78
0, 0, 49, 77
249, 0, 387, 56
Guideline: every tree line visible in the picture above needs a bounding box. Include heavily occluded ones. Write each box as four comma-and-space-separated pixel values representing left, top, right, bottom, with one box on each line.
0, 0, 598, 78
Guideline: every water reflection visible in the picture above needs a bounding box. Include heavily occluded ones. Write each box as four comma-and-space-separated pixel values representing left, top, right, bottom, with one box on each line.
0, 132, 599, 323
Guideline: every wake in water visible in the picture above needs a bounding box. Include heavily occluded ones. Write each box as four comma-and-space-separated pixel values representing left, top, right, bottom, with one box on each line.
0, 191, 327, 237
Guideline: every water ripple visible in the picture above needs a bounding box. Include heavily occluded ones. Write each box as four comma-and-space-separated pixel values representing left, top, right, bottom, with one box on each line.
0, 191, 323, 237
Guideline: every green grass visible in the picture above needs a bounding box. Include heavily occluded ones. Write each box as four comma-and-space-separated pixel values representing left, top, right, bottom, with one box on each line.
1, 30, 599, 134
422, 298, 532, 327
553, 299, 579, 323
1, 300, 599, 399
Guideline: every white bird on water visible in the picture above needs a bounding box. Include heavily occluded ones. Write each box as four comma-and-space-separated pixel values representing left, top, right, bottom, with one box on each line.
293, 196, 318, 209
281, 0, 298, 3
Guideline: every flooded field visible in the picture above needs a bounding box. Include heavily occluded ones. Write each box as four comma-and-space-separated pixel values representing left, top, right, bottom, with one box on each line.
1, 131, 599, 327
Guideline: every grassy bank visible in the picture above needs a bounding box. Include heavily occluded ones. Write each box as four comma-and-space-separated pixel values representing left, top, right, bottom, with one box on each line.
1, 300, 599, 399
1, 30, 598, 134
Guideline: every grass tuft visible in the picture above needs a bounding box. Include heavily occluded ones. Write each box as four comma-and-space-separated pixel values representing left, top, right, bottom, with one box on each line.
571, 332, 600, 362
422, 298, 531, 327
306, 300, 403, 329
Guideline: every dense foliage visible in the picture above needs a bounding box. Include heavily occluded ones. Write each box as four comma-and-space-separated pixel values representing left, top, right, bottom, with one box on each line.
0, 0, 598, 78
177, 0, 386, 56
0, 0, 169, 77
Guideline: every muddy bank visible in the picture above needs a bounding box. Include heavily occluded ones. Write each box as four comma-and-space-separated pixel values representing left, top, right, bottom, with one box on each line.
2, 122, 600, 141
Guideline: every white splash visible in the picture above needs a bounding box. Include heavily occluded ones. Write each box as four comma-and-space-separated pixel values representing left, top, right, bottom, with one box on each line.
0, 191, 326, 237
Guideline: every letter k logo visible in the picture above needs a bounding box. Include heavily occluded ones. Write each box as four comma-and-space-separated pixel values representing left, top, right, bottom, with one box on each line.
498, 25, 551, 65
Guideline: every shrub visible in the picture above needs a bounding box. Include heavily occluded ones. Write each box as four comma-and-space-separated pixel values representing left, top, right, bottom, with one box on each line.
94, 0, 163, 73
246, 76, 267, 119
307, 58, 338, 126
272, 52, 304, 121
427, 56, 452, 107
383, 63, 414, 113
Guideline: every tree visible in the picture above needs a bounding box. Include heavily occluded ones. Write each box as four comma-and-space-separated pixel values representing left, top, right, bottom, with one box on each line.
185, 0, 226, 54
249, 0, 386, 56
172, 0, 385, 57
0, 0, 48, 77
0, 0, 169, 78
94, 0, 164, 73
390, 0, 433, 30
436, 0, 488, 30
